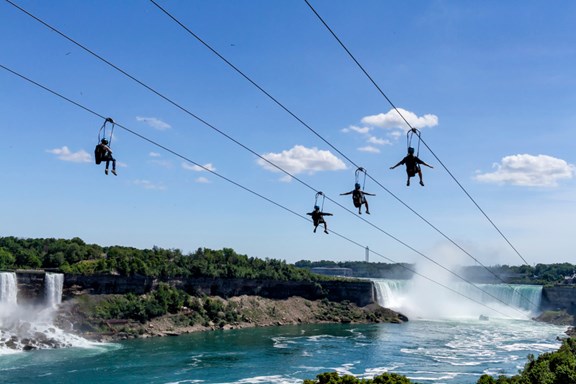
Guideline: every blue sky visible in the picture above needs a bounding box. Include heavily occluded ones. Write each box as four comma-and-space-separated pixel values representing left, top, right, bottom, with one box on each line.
1, 0, 575, 269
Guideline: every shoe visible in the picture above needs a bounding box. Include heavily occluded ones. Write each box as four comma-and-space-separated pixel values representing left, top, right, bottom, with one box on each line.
366, 211, 370, 215
358, 211, 362, 215
105, 169, 109, 175
420, 181, 424, 186
313, 228, 317, 233
324, 230, 329, 234
407, 180, 410, 186
111, 170, 117, 176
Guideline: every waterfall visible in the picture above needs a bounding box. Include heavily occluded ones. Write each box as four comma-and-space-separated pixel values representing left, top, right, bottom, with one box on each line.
373, 278, 543, 320
0, 272, 17, 305
1, 272, 91, 353
44, 273, 64, 307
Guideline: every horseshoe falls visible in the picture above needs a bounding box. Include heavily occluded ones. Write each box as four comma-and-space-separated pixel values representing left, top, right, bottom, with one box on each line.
373, 278, 543, 320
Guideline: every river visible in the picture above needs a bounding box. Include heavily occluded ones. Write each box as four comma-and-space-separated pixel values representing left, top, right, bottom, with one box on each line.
0, 319, 567, 384
0, 275, 569, 384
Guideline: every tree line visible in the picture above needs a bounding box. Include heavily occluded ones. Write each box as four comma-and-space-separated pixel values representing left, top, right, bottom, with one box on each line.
2, 236, 574, 285
0, 236, 320, 281
296, 259, 576, 285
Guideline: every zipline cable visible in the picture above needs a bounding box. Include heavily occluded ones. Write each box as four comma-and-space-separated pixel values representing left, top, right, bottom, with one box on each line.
2, 60, 521, 316
2, 1, 537, 312
303, 0, 530, 267
0, 63, 523, 319
145, 1, 538, 307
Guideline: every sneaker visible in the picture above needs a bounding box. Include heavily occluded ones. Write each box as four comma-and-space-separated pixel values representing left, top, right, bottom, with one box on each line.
366, 211, 370, 215
111, 170, 117, 176
105, 169, 109, 175
420, 181, 424, 186
324, 230, 329, 234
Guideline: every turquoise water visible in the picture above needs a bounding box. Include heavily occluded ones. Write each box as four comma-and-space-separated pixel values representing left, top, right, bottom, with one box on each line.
0, 320, 566, 384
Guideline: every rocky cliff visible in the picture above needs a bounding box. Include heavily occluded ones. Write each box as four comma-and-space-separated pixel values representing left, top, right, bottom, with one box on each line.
62, 274, 375, 307
541, 285, 576, 314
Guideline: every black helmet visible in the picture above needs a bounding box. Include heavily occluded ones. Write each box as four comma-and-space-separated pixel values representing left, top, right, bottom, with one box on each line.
101, 138, 108, 145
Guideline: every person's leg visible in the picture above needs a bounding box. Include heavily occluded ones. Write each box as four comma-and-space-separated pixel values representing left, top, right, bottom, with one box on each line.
365, 201, 370, 214
418, 170, 424, 186
111, 157, 117, 175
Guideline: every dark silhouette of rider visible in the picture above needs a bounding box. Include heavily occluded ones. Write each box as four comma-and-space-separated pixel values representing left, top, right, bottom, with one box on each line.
96, 138, 117, 176
390, 147, 432, 186
307, 206, 333, 234
340, 183, 375, 214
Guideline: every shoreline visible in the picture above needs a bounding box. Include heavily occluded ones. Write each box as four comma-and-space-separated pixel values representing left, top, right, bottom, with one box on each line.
55, 294, 408, 342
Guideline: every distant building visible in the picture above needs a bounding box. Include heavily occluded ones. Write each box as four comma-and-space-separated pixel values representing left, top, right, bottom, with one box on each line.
311, 267, 353, 277
563, 273, 576, 284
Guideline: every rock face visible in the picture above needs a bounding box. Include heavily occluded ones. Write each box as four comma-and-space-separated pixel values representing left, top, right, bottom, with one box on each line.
541, 286, 576, 315
62, 275, 375, 307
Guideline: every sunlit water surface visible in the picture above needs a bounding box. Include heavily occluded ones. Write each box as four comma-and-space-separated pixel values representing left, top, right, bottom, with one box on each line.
0, 320, 566, 384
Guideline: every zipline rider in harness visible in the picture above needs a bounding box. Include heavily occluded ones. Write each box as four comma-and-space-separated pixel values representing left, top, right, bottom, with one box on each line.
94, 117, 118, 176
390, 146, 432, 186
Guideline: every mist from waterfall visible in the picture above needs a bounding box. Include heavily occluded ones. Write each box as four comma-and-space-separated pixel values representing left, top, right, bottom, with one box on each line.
0, 272, 91, 354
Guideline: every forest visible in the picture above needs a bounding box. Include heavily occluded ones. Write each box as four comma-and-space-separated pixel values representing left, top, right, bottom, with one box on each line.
0, 236, 320, 281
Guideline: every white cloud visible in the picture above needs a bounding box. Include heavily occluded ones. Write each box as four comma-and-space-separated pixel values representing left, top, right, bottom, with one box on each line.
367, 136, 391, 145
361, 108, 438, 132
341, 125, 372, 134
475, 154, 574, 187
149, 152, 161, 157
195, 177, 210, 184
46, 146, 91, 163
358, 146, 381, 154
344, 108, 435, 154
257, 145, 347, 175
132, 179, 166, 190
136, 116, 171, 130
181, 162, 216, 172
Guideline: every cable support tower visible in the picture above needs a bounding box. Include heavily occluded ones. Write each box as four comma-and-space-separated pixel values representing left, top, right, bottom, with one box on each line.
144, 1, 538, 308
0, 62, 526, 320
303, 0, 530, 267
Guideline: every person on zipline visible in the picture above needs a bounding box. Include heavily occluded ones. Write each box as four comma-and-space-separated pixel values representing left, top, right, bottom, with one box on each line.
390, 147, 432, 186
340, 183, 375, 215
95, 138, 117, 176
307, 206, 332, 234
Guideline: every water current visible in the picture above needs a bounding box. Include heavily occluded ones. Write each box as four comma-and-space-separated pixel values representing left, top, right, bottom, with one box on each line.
0, 276, 568, 384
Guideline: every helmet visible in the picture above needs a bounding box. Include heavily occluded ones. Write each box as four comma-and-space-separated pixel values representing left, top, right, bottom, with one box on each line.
101, 138, 108, 144
314, 205, 320, 210
407, 147, 415, 154
355, 183, 361, 189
